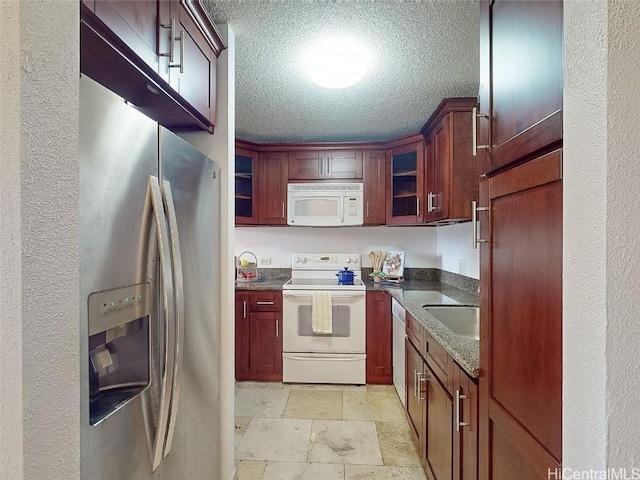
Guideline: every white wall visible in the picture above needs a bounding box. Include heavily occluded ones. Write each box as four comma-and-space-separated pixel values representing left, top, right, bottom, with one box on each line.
1, 1, 25, 477
602, 1, 640, 468
179, 24, 236, 480
0, 1, 81, 478
234, 226, 437, 269
564, 0, 640, 471
436, 223, 479, 279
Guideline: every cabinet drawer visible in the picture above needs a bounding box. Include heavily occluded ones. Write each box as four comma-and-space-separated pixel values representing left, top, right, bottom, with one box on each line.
426, 332, 454, 396
249, 291, 282, 311
406, 313, 426, 357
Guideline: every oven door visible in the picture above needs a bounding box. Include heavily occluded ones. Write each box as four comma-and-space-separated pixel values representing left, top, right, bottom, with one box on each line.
282, 290, 366, 353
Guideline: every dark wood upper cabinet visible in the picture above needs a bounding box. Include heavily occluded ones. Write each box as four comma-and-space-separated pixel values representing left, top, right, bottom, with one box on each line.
421, 97, 479, 224
235, 146, 258, 225
363, 150, 387, 225
479, 151, 563, 479
166, 0, 223, 124
258, 152, 288, 225
82, 0, 226, 133
288, 150, 363, 180
325, 150, 363, 179
480, 0, 563, 173
94, 0, 161, 73
288, 151, 322, 180
386, 138, 425, 225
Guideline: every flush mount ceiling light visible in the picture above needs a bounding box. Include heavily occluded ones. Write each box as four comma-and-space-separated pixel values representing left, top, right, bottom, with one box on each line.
302, 36, 370, 89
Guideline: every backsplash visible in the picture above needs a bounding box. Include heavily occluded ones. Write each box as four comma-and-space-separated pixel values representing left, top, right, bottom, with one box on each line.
235, 222, 479, 280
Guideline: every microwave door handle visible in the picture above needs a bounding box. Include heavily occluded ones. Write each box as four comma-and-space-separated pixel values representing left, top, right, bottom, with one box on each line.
160, 180, 184, 458
146, 176, 176, 472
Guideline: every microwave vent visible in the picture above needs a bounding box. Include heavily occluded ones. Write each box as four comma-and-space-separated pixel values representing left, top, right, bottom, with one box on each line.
288, 183, 363, 192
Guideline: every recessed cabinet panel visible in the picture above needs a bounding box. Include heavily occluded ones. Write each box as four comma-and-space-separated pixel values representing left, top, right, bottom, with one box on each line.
94, 0, 160, 72
486, 0, 563, 172
480, 151, 563, 479
363, 150, 386, 225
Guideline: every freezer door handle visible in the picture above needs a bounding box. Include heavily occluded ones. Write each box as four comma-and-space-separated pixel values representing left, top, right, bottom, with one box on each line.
146, 176, 177, 472
161, 180, 185, 458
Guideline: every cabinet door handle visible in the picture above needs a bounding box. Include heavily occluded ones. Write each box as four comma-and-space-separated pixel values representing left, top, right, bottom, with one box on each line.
472, 200, 489, 249
414, 369, 418, 398
281, 202, 285, 219
159, 18, 176, 62
472, 106, 490, 157
168, 26, 184, 74
320, 158, 323, 175
455, 389, 470, 431
327, 159, 330, 176
276, 320, 279, 338
417, 372, 427, 403
242, 301, 247, 319
416, 197, 421, 216
366, 201, 370, 219
256, 301, 274, 306
427, 192, 436, 213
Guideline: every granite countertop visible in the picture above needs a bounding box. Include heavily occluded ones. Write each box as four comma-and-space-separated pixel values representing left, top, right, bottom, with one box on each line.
234, 267, 479, 378
384, 285, 480, 379
234, 277, 289, 291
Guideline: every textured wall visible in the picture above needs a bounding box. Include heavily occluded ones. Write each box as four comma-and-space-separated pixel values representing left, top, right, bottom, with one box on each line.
563, 0, 608, 470
0, 0, 25, 477
2, 0, 79, 480
605, 0, 640, 468
234, 226, 438, 270
565, 0, 640, 471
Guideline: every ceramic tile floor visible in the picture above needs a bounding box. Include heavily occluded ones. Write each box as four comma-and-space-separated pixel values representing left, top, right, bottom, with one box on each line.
234, 382, 427, 480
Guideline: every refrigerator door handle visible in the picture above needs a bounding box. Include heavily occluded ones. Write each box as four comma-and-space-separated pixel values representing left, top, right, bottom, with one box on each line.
147, 176, 177, 472
161, 180, 185, 458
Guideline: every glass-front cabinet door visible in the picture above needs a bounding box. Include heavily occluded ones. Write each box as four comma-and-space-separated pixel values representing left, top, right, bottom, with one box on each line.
235, 147, 258, 224
387, 139, 425, 224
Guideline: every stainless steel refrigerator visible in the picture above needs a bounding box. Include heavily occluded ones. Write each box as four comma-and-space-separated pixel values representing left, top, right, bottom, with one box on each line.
79, 75, 220, 479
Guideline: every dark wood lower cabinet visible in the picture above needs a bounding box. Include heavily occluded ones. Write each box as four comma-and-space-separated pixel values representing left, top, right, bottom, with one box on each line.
453, 364, 479, 480
426, 366, 453, 480
479, 150, 562, 479
406, 316, 479, 480
406, 339, 426, 461
366, 291, 392, 384
235, 291, 283, 381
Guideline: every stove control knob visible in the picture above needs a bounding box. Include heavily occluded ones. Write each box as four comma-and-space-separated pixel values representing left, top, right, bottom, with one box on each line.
351, 256, 358, 264
346, 257, 352, 264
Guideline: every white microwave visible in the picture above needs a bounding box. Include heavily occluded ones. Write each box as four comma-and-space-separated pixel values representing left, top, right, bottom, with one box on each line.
287, 183, 364, 227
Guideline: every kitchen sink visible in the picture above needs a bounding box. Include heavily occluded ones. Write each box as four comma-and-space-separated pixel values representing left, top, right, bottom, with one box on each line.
423, 306, 480, 340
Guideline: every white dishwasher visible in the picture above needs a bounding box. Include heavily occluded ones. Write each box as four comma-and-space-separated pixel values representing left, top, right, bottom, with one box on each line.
391, 298, 406, 406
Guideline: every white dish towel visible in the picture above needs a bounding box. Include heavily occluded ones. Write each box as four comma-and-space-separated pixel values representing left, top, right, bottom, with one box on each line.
312, 291, 333, 334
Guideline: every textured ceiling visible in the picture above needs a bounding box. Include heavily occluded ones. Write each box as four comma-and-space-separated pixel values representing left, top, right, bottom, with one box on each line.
203, 1, 480, 144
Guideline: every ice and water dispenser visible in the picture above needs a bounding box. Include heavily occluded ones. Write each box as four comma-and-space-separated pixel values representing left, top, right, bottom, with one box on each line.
87, 283, 151, 425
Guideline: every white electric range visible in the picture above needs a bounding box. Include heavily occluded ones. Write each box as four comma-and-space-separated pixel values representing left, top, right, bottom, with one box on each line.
282, 253, 366, 384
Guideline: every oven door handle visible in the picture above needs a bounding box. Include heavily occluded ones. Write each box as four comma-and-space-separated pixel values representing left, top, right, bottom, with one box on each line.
282, 292, 364, 299
282, 353, 363, 361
